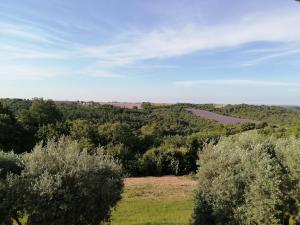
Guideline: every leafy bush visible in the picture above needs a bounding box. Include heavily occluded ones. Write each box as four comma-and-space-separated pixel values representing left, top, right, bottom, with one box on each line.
68, 119, 98, 150
141, 145, 188, 176
0, 103, 29, 153
105, 143, 141, 176
192, 132, 300, 225
98, 122, 138, 149
0, 151, 22, 179
36, 122, 69, 141
288, 116, 300, 138
0, 151, 24, 225
0, 138, 124, 225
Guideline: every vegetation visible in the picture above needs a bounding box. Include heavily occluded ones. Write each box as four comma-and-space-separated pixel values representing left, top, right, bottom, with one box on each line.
2, 98, 299, 177
110, 176, 196, 225
192, 132, 300, 225
288, 116, 300, 137
1, 98, 300, 224
0, 138, 123, 225
0, 151, 23, 224
214, 104, 300, 127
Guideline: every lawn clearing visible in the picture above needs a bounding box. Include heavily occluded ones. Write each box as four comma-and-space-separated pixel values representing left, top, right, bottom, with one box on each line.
110, 176, 197, 225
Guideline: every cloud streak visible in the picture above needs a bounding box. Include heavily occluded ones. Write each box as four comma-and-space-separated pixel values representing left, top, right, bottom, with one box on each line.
1, 7, 300, 80
0, 64, 71, 80
81, 9, 300, 66
174, 79, 300, 88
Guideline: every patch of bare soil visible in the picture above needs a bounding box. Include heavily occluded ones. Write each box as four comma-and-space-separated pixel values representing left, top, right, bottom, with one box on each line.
124, 176, 197, 200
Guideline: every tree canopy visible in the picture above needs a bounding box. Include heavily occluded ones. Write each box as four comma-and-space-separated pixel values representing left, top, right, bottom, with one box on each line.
0, 138, 123, 225
192, 132, 300, 225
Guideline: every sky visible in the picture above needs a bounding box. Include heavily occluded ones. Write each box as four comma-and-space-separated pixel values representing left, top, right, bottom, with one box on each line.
0, 0, 300, 105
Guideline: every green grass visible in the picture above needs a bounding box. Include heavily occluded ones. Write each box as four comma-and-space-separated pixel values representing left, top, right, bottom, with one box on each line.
110, 176, 196, 225
110, 199, 194, 225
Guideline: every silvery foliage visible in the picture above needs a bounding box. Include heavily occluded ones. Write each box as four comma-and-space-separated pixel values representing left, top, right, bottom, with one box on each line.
1, 137, 123, 225
193, 132, 300, 225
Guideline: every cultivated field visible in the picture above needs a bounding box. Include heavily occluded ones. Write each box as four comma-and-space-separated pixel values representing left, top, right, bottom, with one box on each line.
186, 108, 253, 125
98, 102, 143, 109
110, 176, 197, 225
97, 102, 171, 109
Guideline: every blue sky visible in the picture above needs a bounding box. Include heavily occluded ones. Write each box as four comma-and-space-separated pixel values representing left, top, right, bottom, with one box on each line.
1, 0, 300, 104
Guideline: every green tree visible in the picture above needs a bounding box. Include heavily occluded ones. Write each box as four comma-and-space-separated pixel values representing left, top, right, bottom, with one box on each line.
36, 122, 69, 143
68, 119, 97, 150
0, 106, 17, 151
140, 122, 164, 148
98, 122, 138, 149
19, 99, 62, 130
0, 151, 24, 225
275, 138, 300, 223
5, 138, 123, 225
192, 133, 300, 225
105, 143, 141, 176
0, 103, 29, 153
142, 144, 188, 176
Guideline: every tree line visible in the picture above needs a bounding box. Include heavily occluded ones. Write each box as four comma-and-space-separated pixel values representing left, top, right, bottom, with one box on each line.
1, 99, 299, 176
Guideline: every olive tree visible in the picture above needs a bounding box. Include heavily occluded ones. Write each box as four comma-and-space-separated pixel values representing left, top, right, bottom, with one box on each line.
192, 132, 300, 225
23, 137, 123, 225
0, 151, 24, 225
0, 138, 124, 225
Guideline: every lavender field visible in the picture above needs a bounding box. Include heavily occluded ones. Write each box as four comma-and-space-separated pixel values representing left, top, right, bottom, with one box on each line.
186, 108, 253, 125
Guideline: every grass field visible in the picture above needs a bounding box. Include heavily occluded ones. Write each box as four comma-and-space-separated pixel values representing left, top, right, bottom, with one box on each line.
110, 176, 197, 225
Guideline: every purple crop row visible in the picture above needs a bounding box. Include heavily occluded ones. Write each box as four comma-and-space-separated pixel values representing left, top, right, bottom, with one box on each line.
186, 108, 252, 125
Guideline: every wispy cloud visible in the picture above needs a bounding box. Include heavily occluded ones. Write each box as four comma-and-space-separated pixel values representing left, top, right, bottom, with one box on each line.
81, 9, 300, 66
0, 21, 69, 46
0, 45, 70, 61
241, 44, 300, 66
174, 79, 300, 88
0, 64, 71, 80
1, 7, 300, 80
0, 19, 75, 63
75, 67, 124, 78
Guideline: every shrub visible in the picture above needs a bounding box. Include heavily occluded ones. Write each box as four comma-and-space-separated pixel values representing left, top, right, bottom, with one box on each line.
0, 151, 24, 225
192, 132, 300, 225
68, 119, 97, 150
0, 151, 22, 179
105, 143, 141, 176
98, 122, 138, 149
240, 122, 255, 132
288, 116, 300, 138
141, 145, 188, 176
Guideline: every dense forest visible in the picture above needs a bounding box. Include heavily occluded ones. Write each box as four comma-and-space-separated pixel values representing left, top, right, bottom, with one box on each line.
0, 98, 299, 176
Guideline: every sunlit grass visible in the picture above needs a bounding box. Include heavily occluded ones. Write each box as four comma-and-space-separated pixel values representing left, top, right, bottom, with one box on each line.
110, 198, 194, 225
110, 176, 196, 225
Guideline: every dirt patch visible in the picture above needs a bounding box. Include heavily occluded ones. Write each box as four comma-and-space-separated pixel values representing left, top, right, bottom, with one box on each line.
98, 102, 142, 109
124, 176, 197, 200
